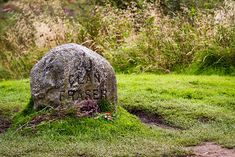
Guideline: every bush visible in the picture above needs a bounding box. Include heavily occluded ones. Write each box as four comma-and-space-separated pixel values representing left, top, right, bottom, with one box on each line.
0, 0, 234, 79
191, 26, 235, 75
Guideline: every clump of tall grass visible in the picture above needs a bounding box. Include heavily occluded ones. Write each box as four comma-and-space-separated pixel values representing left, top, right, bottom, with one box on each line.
106, 0, 235, 74
0, 0, 234, 79
0, 0, 78, 79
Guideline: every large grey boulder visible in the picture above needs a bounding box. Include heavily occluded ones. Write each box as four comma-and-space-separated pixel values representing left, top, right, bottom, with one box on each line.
30, 44, 117, 112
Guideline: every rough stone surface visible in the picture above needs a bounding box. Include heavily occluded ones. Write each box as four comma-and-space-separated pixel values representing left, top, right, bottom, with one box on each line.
30, 43, 117, 111
74, 100, 99, 117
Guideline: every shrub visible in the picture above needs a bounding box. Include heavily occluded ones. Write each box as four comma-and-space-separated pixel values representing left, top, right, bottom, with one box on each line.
0, 0, 235, 79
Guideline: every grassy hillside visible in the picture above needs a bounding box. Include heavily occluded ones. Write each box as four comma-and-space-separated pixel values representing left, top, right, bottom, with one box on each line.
0, 74, 235, 156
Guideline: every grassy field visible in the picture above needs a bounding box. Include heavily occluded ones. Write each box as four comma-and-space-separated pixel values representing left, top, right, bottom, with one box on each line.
0, 74, 235, 156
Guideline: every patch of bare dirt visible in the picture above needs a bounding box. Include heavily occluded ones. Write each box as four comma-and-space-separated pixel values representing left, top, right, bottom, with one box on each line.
129, 109, 182, 130
29, 114, 52, 126
197, 116, 215, 123
23, 101, 100, 128
0, 116, 11, 134
188, 142, 235, 157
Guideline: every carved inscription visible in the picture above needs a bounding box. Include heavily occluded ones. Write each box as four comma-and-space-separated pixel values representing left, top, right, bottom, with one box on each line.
60, 58, 107, 103
30, 44, 117, 110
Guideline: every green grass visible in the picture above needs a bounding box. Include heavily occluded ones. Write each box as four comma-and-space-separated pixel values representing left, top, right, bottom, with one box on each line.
0, 74, 235, 156
0, 79, 30, 118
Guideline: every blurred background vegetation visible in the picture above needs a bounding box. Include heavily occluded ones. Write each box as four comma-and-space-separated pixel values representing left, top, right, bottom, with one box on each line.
0, 0, 234, 79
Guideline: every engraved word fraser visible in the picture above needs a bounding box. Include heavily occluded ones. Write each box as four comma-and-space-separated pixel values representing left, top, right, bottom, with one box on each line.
30, 44, 117, 110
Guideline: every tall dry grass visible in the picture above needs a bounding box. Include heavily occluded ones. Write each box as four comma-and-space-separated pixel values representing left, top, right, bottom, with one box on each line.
0, 0, 234, 79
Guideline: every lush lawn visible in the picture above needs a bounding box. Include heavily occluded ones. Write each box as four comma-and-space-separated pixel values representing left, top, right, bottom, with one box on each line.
0, 74, 235, 156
